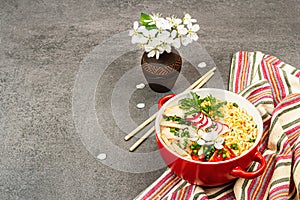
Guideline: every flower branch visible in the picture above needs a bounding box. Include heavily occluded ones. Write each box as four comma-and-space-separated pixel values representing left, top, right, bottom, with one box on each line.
129, 13, 200, 59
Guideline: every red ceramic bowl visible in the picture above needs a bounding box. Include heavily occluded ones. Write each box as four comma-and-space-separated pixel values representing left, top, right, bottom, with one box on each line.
155, 88, 266, 186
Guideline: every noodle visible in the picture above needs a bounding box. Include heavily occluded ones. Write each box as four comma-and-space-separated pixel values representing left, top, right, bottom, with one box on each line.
222, 102, 257, 156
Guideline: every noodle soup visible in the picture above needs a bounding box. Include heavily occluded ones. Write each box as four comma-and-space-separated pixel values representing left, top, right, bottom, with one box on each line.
159, 92, 258, 162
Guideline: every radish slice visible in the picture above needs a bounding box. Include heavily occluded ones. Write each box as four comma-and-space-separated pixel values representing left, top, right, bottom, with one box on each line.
185, 112, 229, 135
214, 122, 229, 134
186, 113, 201, 121
215, 122, 223, 133
191, 113, 205, 124
202, 117, 212, 129
220, 123, 229, 134
197, 116, 208, 129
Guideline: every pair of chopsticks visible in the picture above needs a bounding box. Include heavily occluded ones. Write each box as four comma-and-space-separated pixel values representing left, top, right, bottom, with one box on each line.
125, 67, 217, 151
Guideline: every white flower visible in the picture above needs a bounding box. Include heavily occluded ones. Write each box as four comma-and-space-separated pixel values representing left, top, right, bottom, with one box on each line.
157, 30, 170, 41
177, 24, 188, 35
129, 21, 139, 36
170, 30, 181, 49
186, 23, 200, 41
183, 13, 197, 25
129, 13, 200, 59
159, 43, 172, 53
180, 35, 192, 46
129, 21, 146, 36
129, 21, 148, 44
145, 31, 171, 57
156, 18, 172, 30
144, 38, 159, 52
214, 137, 224, 150
157, 31, 172, 53
148, 48, 162, 59
144, 13, 161, 25
144, 38, 162, 59
166, 16, 182, 28
131, 34, 148, 44
142, 29, 158, 41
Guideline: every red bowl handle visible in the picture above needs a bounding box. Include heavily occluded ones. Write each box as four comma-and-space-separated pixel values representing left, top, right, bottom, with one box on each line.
230, 151, 266, 179
158, 94, 177, 109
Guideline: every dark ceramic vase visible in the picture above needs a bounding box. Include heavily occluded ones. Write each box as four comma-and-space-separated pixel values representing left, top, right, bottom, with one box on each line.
141, 48, 182, 93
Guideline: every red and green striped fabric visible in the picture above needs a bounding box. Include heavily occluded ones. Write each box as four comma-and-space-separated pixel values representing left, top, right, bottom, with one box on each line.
135, 51, 300, 200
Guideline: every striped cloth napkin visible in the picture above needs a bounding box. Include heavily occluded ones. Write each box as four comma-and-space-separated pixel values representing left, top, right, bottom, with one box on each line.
134, 51, 300, 200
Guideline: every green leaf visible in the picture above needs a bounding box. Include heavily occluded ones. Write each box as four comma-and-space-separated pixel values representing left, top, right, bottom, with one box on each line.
140, 13, 151, 25
191, 92, 200, 104
146, 25, 157, 30
140, 13, 157, 30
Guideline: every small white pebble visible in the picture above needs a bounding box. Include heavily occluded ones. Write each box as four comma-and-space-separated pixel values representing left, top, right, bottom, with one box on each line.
136, 103, 145, 109
198, 62, 207, 68
136, 83, 145, 89
97, 153, 107, 160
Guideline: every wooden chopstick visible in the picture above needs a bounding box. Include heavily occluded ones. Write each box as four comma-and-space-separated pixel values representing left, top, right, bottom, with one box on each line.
128, 68, 216, 151
124, 113, 156, 141
184, 67, 216, 91
129, 127, 155, 152
193, 70, 215, 90
124, 67, 216, 141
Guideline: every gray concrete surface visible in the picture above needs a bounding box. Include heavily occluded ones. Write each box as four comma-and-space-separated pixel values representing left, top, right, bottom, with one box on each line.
0, 0, 299, 199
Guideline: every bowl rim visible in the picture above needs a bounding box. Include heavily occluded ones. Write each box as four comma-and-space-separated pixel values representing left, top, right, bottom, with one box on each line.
155, 88, 264, 164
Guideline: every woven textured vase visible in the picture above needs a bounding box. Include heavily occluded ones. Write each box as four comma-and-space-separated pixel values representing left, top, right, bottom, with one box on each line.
141, 48, 182, 93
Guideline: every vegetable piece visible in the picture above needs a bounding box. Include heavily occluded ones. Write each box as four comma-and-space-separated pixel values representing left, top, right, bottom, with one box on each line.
170, 127, 179, 136
186, 112, 213, 130
180, 92, 227, 119
233, 102, 239, 108
214, 122, 229, 135
196, 116, 212, 129
209, 150, 226, 162
249, 138, 256, 142
186, 112, 201, 121
164, 115, 182, 123
230, 143, 239, 150
202, 145, 216, 161
208, 145, 236, 162
180, 128, 190, 137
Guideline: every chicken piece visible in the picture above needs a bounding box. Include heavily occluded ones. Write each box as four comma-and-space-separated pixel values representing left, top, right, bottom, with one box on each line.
161, 134, 174, 151
161, 127, 177, 139
170, 142, 190, 157
160, 120, 187, 129
163, 106, 185, 119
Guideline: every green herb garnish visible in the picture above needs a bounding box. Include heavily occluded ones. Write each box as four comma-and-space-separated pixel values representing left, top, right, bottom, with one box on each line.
203, 145, 216, 161
217, 149, 227, 159
180, 128, 190, 137
190, 143, 201, 150
170, 128, 179, 136
165, 116, 182, 123
180, 92, 227, 119
233, 102, 239, 108
230, 143, 239, 150
183, 138, 189, 149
